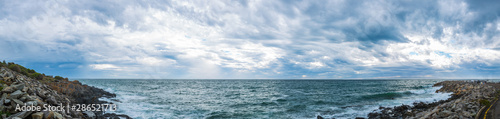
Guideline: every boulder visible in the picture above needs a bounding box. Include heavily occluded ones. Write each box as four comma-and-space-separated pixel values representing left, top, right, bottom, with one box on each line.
47, 97, 58, 105
2, 86, 16, 93
11, 84, 24, 90
10, 90, 24, 99
25, 101, 38, 106
7, 111, 33, 119
83, 111, 96, 119
12, 99, 23, 106
43, 111, 54, 119
4, 99, 10, 104
54, 112, 64, 119
31, 112, 43, 119
0, 93, 6, 104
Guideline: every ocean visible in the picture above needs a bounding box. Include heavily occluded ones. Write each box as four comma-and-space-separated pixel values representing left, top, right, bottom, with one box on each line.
78, 79, 453, 119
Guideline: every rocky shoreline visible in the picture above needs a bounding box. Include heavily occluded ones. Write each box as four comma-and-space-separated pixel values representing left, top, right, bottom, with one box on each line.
367, 80, 498, 119
0, 66, 130, 119
318, 80, 498, 119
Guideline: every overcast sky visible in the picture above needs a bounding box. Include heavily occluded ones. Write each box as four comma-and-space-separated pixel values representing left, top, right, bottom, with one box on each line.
1, 0, 499, 79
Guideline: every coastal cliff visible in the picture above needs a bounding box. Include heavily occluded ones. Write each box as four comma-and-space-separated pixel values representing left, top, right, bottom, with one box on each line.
0, 62, 129, 119
367, 80, 498, 119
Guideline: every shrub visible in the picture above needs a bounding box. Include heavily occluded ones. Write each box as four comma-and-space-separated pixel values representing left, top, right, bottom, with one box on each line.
0, 111, 10, 117
27, 68, 36, 73
30, 73, 43, 80
54, 76, 64, 80
8, 64, 21, 73
480, 99, 491, 106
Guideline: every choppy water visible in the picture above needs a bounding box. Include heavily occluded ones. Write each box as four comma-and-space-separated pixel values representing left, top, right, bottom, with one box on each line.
78, 79, 452, 119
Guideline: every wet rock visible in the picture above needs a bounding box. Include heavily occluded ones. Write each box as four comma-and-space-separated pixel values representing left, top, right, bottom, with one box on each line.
369, 80, 497, 119
102, 113, 133, 119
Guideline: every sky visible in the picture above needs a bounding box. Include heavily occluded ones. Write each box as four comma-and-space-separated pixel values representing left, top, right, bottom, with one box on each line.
0, 0, 500, 79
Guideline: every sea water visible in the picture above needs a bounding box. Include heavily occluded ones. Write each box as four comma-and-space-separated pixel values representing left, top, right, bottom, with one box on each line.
78, 79, 452, 119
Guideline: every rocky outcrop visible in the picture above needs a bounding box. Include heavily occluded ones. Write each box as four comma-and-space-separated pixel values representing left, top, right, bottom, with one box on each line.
0, 67, 129, 119
368, 80, 497, 119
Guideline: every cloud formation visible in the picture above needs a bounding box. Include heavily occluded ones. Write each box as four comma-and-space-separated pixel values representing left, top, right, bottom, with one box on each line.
1, 0, 499, 79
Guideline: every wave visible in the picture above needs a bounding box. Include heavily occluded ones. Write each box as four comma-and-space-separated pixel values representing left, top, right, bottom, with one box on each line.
361, 91, 413, 100
321, 86, 452, 118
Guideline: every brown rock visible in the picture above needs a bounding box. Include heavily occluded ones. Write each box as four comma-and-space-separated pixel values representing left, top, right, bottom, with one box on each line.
32, 112, 44, 119
1, 86, 16, 93
43, 111, 54, 119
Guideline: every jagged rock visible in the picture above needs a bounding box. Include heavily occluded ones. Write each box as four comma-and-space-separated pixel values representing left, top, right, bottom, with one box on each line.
370, 81, 497, 119
0, 93, 6, 104
22, 86, 28, 92
43, 111, 54, 119
5, 99, 10, 104
2, 86, 16, 93
12, 99, 23, 106
83, 111, 96, 119
54, 112, 64, 119
47, 96, 58, 105
35, 98, 45, 106
11, 83, 24, 90
10, 90, 24, 99
7, 111, 33, 119
0, 66, 124, 119
102, 113, 132, 119
31, 112, 44, 119
438, 110, 452, 117
25, 101, 37, 106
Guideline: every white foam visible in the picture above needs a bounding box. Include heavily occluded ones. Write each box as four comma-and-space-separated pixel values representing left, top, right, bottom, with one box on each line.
322, 86, 452, 118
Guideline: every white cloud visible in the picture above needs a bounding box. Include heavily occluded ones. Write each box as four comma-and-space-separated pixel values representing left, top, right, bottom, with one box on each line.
1, 0, 500, 78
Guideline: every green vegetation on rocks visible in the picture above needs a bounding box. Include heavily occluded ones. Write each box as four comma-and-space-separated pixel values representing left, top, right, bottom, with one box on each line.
480, 99, 491, 107
0, 60, 128, 119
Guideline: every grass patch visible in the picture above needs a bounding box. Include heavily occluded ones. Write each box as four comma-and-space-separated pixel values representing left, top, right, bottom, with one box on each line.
480, 99, 491, 107
0, 111, 11, 118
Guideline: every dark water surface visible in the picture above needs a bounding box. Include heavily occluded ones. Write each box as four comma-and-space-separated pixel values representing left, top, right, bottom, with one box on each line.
78, 79, 452, 119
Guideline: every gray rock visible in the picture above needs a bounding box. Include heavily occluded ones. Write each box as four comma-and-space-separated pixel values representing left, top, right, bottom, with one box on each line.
83, 111, 96, 119
11, 84, 24, 90
7, 111, 33, 119
10, 90, 24, 99
1, 86, 16, 93
22, 86, 28, 92
54, 112, 63, 119
47, 97, 58, 105
19, 96, 26, 102
32, 112, 44, 119
0, 93, 6, 104
25, 101, 37, 106
4, 99, 10, 104
12, 99, 23, 106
